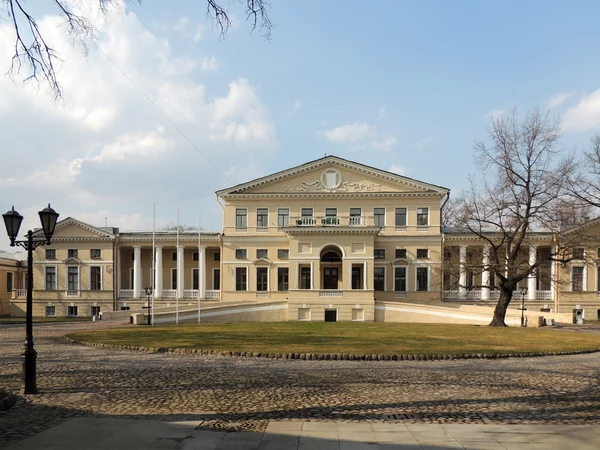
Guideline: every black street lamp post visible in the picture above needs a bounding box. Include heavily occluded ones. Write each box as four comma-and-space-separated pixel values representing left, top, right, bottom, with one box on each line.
3, 205, 59, 395
519, 287, 528, 327
144, 286, 152, 326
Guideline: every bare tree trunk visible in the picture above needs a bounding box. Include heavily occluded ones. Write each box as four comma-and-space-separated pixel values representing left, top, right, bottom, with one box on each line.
489, 290, 512, 327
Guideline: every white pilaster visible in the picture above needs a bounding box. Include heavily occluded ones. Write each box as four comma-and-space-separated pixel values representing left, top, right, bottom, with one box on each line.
133, 246, 141, 298
528, 245, 537, 300
198, 245, 206, 299
116, 246, 122, 292
481, 245, 490, 300
459, 245, 467, 296
155, 246, 163, 298
310, 261, 314, 290
177, 246, 184, 298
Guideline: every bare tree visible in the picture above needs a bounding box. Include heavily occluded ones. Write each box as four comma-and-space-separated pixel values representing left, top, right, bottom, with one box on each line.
161, 224, 203, 232
568, 134, 600, 214
454, 108, 582, 326
0, 0, 273, 99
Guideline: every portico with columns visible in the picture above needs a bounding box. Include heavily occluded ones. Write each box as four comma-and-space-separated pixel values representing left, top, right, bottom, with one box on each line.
115, 232, 221, 307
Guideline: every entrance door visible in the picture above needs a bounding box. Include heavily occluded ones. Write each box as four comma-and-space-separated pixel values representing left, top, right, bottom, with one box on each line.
323, 268, 339, 289
325, 309, 337, 322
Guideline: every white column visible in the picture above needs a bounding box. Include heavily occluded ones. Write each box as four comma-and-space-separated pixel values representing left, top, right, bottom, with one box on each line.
155, 246, 163, 298
133, 246, 141, 298
177, 246, 184, 298
481, 245, 490, 300
310, 261, 314, 290
198, 245, 206, 299
459, 245, 467, 296
116, 246, 122, 293
528, 245, 537, 300
550, 256, 556, 310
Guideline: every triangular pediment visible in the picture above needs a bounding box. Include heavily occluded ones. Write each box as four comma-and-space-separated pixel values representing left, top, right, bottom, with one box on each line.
561, 217, 600, 241
253, 258, 272, 265
63, 257, 82, 264
34, 217, 115, 240
217, 156, 449, 196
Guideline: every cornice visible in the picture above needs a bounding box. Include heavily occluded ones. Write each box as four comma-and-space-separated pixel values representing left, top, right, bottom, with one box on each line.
221, 192, 444, 199
282, 227, 382, 235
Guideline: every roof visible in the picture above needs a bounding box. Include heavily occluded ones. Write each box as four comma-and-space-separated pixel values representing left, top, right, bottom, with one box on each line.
216, 155, 450, 196
33, 217, 117, 239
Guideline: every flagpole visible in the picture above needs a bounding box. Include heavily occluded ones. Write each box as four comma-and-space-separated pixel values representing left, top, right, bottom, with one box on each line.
176, 206, 179, 325
151, 202, 156, 326
198, 212, 201, 324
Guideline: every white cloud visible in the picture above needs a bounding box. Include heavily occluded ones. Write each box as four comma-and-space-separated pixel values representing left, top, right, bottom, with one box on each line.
563, 89, 600, 132
0, 1, 276, 251
200, 56, 220, 71
323, 123, 372, 143
371, 137, 397, 152
389, 165, 405, 175
193, 24, 205, 42
546, 92, 572, 110
378, 106, 387, 120
484, 109, 504, 119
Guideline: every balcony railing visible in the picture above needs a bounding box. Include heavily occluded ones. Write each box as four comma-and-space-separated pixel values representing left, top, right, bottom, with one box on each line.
206, 290, 221, 300
162, 289, 177, 299
536, 290, 552, 300
291, 216, 374, 227
184, 289, 199, 299
12, 289, 26, 299
119, 289, 134, 298
319, 290, 343, 297
66, 290, 80, 297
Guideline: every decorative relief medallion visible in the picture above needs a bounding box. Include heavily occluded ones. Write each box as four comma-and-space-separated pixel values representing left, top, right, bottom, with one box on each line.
284, 169, 381, 192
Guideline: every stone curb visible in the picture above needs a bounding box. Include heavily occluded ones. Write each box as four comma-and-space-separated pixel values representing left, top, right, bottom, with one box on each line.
0, 388, 16, 412
63, 337, 600, 362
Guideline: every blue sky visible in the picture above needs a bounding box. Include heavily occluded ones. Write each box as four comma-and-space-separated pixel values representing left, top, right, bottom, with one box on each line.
1, 0, 600, 249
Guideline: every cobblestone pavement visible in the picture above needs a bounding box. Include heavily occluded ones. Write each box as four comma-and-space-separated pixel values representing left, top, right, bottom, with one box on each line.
1, 321, 600, 448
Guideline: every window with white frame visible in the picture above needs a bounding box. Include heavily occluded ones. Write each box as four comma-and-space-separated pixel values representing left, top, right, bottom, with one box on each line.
572, 266, 584, 291
68, 305, 78, 317
278, 267, 289, 291
416, 249, 429, 259
90, 249, 101, 259
68, 249, 78, 258
91, 306, 101, 316
45, 267, 57, 290
45, 249, 56, 259
235, 267, 247, 291
416, 267, 429, 291
67, 267, 79, 291
374, 208, 385, 226
257, 208, 268, 228
278, 208, 289, 227
236, 209, 247, 228
395, 208, 407, 227
256, 249, 268, 259
235, 249, 247, 259
90, 267, 102, 290
374, 267, 385, 291
256, 267, 268, 291
394, 267, 407, 292
349, 208, 362, 225
6, 272, 13, 292
417, 208, 429, 226
395, 249, 407, 259
45, 305, 56, 317
278, 249, 289, 259
573, 248, 585, 260
374, 249, 386, 259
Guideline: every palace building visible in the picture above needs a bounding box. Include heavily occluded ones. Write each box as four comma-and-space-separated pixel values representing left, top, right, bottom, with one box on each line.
6, 156, 600, 323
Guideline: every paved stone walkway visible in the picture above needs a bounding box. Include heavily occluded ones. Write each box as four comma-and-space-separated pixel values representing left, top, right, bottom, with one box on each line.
4, 418, 600, 449
1, 321, 600, 449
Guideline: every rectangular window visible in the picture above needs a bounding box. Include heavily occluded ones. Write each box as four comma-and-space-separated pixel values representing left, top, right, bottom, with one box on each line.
395, 249, 407, 259
395, 208, 407, 226
213, 269, 220, 290
374, 267, 385, 291
192, 268, 199, 290
45, 305, 56, 317
67, 267, 79, 291
91, 306, 101, 316
236, 209, 247, 228
68, 249, 78, 258
374, 208, 386, 226
171, 251, 177, 261
394, 267, 407, 292
257, 208, 268, 227
120, 306, 131, 311
6, 272, 13, 292
417, 208, 429, 226
256, 267, 268, 291
171, 269, 177, 289
349, 208, 362, 226
301, 208, 313, 217
193, 252, 199, 262
90, 267, 102, 290
598, 267, 600, 292
573, 248, 585, 259
68, 305, 78, 317
278, 208, 289, 227
300, 267, 311, 289
90, 249, 101, 259
417, 249, 429, 259
374, 249, 386, 259
416, 267, 429, 291
278, 267, 289, 291
325, 208, 337, 217
213, 252, 220, 262
235, 249, 247, 259
45, 249, 56, 259
572, 267, 584, 291
256, 249, 268, 259
45, 267, 56, 290
278, 249, 289, 259
235, 267, 247, 291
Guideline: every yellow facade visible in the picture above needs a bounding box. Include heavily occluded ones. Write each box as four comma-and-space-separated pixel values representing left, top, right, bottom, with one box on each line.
0, 256, 22, 316
9, 155, 600, 322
